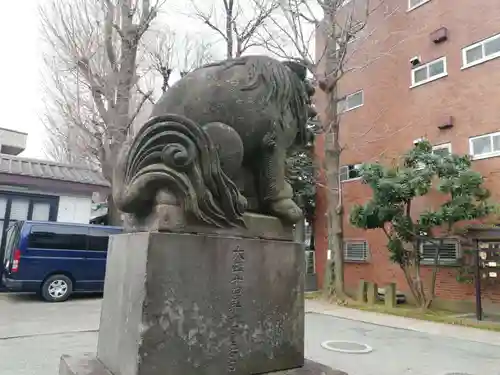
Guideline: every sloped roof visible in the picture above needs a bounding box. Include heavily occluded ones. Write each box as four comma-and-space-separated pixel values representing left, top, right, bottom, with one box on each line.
0, 154, 110, 187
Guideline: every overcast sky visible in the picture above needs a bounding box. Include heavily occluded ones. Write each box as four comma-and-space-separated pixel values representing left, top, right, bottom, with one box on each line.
1, 1, 42, 158
2, 0, 315, 160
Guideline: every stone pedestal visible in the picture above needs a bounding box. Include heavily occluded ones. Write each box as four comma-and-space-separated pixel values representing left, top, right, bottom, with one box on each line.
94, 230, 304, 375
59, 355, 348, 375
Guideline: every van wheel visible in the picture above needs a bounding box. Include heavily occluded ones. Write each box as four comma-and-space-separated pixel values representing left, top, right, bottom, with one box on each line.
41, 275, 73, 302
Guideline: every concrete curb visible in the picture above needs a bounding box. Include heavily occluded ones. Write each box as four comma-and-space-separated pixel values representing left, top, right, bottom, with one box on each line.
0, 329, 98, 341
305, 299, 500, 347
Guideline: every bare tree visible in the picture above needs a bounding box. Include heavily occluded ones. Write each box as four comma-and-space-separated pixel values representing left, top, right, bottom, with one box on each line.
256, 0, 403, 299
189, 0, 281, 58
143, 29, 214, 93
41, 52, 105, 168
39, 0, 176, 224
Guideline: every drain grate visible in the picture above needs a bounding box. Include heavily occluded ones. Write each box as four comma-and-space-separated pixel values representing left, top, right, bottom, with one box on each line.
321, 340, 373, 354
443, 373, 474, 375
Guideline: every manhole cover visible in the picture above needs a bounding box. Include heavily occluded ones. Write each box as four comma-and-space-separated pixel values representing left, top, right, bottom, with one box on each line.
320, 340, 373, 354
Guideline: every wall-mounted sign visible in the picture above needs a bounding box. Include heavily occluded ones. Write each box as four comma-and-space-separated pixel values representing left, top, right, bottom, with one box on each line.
478, 241, 500, 280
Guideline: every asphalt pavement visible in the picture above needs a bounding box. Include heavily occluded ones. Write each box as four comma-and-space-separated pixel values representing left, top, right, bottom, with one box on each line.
0, 294, 499, 375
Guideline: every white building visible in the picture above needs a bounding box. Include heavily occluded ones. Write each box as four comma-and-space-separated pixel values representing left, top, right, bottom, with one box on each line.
0, 127, 110, 260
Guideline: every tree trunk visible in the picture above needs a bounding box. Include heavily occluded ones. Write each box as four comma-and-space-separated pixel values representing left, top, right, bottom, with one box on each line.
101, 143, 123, 226
225, 0, 234, 58
107, 194, 122, 226
323, 143, 345, 299
317, 2, 345, 300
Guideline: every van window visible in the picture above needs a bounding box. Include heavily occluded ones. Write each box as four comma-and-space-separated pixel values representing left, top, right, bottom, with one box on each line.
88, 228, 116, 252
4, 222, 22, 261
28, 225, 88, 251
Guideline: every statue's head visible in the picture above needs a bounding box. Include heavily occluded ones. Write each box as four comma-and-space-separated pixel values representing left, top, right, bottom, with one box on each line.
280, 60, 316, 145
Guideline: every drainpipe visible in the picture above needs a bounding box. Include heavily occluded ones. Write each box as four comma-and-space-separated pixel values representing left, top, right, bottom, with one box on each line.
474, 239, 483, 321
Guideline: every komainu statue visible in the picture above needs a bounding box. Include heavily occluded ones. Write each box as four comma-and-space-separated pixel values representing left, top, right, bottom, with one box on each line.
113, 55, 316, 230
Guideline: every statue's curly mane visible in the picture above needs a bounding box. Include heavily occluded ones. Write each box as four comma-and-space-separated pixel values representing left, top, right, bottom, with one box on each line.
200, 56, 310, 140
113, 114, 247, 228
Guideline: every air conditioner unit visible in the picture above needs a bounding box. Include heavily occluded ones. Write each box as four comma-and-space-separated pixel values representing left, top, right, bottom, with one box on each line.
410, 56, 421, 66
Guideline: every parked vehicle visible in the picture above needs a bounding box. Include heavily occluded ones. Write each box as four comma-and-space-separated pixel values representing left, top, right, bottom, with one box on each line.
1, 220, 122, 302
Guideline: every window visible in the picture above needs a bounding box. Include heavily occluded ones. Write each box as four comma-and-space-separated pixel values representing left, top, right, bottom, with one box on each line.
420, 239, 460, 265
408, 0, 431, 11
411, 57, 447, 87
413, 142, 451, 169
432, 143, 451, 157
338, 90, 364, 113
88, 228, 118, 252
10, 199, 29, 221
28, 225, 88, 251
3, 222, 21, 262
462, 33, 500, 69
31, 202, 51, 221
305, 250, 316, 275
469, 132, 500, 160
340, 164, 362, 182
344, 240, 369, 262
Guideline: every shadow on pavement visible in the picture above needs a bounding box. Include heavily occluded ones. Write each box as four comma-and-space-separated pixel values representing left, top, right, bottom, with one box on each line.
0, 292, 103, 303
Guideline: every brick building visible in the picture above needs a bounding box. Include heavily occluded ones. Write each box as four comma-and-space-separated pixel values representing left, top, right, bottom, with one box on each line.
314, 0, 500, 312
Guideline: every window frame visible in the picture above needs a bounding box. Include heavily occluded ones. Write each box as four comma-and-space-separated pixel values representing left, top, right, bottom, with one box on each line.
344, 240, 370, 263
420, 238, 460, 266
432, 142, 452, 155
340, 163, 363, 182
469, 131, 500, 160
462, 32, 500, 70
338, 90, 364, 113
410, 57, 448, 88
407, 0, 432, 11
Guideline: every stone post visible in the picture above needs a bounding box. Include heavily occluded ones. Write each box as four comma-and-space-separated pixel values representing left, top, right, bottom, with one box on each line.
357, 280, 368, 303
366, 282, 378, 305
384, 283, 397, 308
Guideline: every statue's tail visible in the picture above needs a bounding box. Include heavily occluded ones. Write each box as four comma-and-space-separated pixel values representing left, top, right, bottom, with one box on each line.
113, 114, 247, 228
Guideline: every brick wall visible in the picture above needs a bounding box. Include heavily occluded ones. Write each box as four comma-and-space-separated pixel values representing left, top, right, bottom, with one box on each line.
314, 0, 500, 306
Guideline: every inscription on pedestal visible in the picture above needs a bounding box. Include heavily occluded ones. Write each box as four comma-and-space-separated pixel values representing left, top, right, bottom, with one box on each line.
228, 246, 245, 372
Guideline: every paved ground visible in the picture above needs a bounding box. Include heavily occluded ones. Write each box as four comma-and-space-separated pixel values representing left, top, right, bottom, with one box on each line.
306, 299, 500, 346
1, 294, 499, 375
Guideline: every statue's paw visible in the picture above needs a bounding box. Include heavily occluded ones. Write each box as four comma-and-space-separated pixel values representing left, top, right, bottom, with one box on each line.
270, 199, 303, 224
262, 132, 277, 149
238, 195, 248, 211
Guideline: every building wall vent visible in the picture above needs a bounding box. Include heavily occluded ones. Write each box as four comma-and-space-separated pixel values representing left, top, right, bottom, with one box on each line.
431, 27, 448, 44
438, 116, 454, 130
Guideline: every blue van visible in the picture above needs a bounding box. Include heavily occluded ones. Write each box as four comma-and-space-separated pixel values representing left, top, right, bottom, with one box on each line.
1, 220, 122, 302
